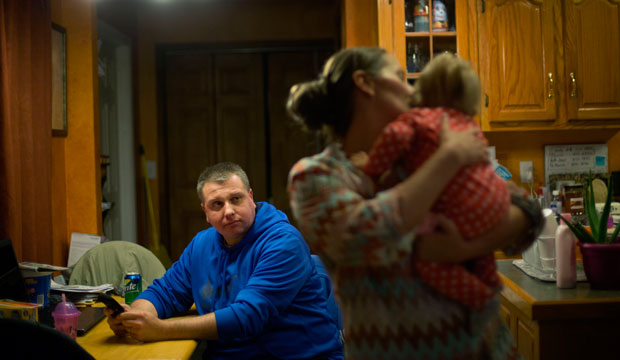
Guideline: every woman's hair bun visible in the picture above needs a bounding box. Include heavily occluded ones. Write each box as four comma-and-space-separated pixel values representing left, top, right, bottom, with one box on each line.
286, 78, 331, 132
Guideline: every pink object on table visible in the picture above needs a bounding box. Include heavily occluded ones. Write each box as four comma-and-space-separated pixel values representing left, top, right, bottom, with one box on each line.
52, 293, 80, 340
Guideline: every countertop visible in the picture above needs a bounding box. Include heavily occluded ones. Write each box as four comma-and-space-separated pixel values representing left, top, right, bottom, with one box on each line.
497, 259, 620, 320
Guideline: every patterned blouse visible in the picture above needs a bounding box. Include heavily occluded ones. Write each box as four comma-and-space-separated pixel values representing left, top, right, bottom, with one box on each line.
288, 143, 520, 360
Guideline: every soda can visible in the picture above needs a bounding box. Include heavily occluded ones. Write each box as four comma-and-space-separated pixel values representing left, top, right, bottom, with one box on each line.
124, 272, 142, 305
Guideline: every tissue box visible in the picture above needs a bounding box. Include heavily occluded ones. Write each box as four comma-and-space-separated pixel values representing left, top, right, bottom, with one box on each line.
0, 300, 40, 322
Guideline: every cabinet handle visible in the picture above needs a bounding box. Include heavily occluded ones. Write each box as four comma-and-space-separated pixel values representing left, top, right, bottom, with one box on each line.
547, 73, 553, 99
570, 72, 577, 98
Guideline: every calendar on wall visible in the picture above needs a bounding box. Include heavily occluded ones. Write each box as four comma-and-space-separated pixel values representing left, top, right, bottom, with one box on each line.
544, 144, 608, 185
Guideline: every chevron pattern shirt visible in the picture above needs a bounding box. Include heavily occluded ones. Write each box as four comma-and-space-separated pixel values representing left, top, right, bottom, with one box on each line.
287, 143, 520, 360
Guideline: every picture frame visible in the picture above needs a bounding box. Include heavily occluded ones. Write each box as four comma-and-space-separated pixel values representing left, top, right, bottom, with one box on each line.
51, 23, 67, 137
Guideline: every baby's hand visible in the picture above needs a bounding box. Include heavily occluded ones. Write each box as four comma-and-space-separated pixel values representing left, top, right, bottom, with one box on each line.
350, 151, 369, 169
506, 180, 528, 198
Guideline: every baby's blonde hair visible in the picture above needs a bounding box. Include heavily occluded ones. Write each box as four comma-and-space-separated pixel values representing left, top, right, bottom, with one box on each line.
411, 53, 480, 116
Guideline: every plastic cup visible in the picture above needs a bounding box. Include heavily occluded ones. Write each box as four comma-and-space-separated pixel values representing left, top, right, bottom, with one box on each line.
537, 236, 556, 271
52, 294, 80, 339
540, 208, 559, 237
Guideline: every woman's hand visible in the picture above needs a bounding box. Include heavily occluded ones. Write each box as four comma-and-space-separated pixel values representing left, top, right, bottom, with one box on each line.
349, 151, 369, 169
506, 180, 527, 198
438, 115, 488, 167
415, 215, 473, 263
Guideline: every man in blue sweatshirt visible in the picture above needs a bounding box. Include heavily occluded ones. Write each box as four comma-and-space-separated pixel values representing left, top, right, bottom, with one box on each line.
105, 162, 343, 359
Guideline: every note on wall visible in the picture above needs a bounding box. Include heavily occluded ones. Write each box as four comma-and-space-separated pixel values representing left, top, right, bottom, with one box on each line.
544, 144, 608, 184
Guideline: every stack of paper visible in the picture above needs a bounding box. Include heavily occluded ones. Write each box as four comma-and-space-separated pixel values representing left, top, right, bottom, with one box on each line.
51, 281, 114, 293
51, 280, 115, 306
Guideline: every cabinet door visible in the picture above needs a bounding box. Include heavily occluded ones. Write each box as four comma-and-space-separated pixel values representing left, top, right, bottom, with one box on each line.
564, 0, 620, 120
516, 318, 537, 360
479, 0, 557, 124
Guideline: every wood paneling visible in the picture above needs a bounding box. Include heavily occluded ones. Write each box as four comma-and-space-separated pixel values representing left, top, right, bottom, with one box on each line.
214, 54, 267, 202
342, 0, 379, 47
267, 51, 327, 222
161, 48, 329, 260
164, 54, 217, 260
136, 0, 339, 247
49, 0, 100, 266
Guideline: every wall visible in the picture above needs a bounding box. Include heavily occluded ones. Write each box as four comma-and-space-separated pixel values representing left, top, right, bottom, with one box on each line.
487, 129, 620, 191
134, 0, 340, 244
50, 0, 101, 266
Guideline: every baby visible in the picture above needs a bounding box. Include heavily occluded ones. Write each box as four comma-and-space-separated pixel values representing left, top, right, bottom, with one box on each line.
364, 53, 510, 310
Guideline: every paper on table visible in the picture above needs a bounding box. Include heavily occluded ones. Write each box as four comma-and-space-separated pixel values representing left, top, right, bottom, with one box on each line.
67, 232, 103, 267
20, 262, 69, 273
51, 280, 114, 293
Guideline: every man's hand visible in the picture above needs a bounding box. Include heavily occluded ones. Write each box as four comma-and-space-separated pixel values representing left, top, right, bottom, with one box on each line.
105, 298, 219, 341
118, 309, 167, 342
105, 303, 131, 337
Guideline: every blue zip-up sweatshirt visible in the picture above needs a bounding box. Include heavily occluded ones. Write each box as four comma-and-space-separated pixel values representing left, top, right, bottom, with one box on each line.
139, 202, 343, 359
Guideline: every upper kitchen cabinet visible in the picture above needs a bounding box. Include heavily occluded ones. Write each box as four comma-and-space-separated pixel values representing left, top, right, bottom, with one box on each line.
478, 0, 620, 131
564, 0, 620, 122
375, 0, 478, 79
478, 0, 556, 127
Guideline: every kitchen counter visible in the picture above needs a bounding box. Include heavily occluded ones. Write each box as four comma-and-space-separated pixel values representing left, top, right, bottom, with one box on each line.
497, 260, 620, 360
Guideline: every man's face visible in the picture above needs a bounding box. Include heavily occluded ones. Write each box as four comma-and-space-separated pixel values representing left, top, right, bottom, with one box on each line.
200, 175, 256, 247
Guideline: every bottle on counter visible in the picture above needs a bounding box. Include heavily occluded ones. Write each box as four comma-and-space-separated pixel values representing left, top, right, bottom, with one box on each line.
555, 224, 577, 289
550, 190, 562, 216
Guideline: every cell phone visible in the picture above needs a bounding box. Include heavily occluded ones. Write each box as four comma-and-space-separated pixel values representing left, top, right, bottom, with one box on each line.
97, 293, 125, 316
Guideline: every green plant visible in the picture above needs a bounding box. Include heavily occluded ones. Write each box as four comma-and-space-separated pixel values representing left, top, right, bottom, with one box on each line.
557, 173, 620, 244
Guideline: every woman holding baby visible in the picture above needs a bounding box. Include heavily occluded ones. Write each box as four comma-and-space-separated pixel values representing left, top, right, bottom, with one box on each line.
286, 47, 543, 359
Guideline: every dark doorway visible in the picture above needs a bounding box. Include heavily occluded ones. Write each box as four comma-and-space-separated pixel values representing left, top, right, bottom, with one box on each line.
158, 42, 333, 260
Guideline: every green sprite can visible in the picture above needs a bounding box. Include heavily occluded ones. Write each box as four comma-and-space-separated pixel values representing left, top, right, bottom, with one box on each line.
124, 272, 142, 305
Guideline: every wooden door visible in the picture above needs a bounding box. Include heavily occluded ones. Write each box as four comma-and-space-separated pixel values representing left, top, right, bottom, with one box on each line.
213, 53, 267, 201
164, 53, 266, 260
163, 49, 329, 260
564, 0, 620, 120
165, 54, 217, 260
267, 51, 327, 224
479, 0, 557, 123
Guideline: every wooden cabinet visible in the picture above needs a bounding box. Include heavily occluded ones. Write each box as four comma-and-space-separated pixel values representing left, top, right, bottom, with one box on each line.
500, 295, 539, 360
497, 260, 620, 360
393, 0, 458, 79
346, 0, 620, 130
478, 0, 620, 131
378, 0, 478, 80
564, 0, 620, 121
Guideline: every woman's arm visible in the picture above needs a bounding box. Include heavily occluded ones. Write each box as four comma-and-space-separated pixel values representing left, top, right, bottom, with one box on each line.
288, 118, 489, 268
415, 186, 543, 263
